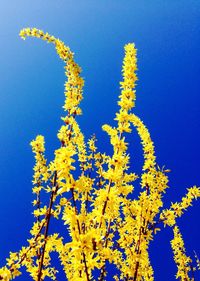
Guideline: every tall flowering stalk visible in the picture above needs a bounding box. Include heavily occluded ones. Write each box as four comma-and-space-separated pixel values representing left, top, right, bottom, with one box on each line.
0, 28, 199, 281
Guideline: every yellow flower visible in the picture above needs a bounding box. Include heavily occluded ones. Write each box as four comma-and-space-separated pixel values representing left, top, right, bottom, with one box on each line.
0, 27, 198, 281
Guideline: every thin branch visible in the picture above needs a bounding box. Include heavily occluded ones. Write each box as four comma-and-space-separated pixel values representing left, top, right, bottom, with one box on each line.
82, 252, 90, 281
70, 187, 90, 281
37, 172, 58, 281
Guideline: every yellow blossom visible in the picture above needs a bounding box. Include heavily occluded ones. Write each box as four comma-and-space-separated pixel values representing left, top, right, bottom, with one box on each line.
0, 28, 198, 281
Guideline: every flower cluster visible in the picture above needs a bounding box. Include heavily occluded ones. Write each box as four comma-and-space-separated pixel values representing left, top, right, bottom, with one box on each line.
0, 28, 199, 281
171, 226, 194, 280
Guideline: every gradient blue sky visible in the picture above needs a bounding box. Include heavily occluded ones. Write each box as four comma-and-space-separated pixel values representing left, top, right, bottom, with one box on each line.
0, 1, 199, 280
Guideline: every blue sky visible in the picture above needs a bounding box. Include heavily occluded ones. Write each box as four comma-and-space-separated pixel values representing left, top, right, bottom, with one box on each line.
0, 1, 199, 280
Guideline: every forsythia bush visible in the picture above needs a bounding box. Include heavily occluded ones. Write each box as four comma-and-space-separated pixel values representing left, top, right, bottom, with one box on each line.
0, 28, 199, 281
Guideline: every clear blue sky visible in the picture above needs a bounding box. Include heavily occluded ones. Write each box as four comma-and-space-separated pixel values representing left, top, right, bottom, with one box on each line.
0, 1, 199, 280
